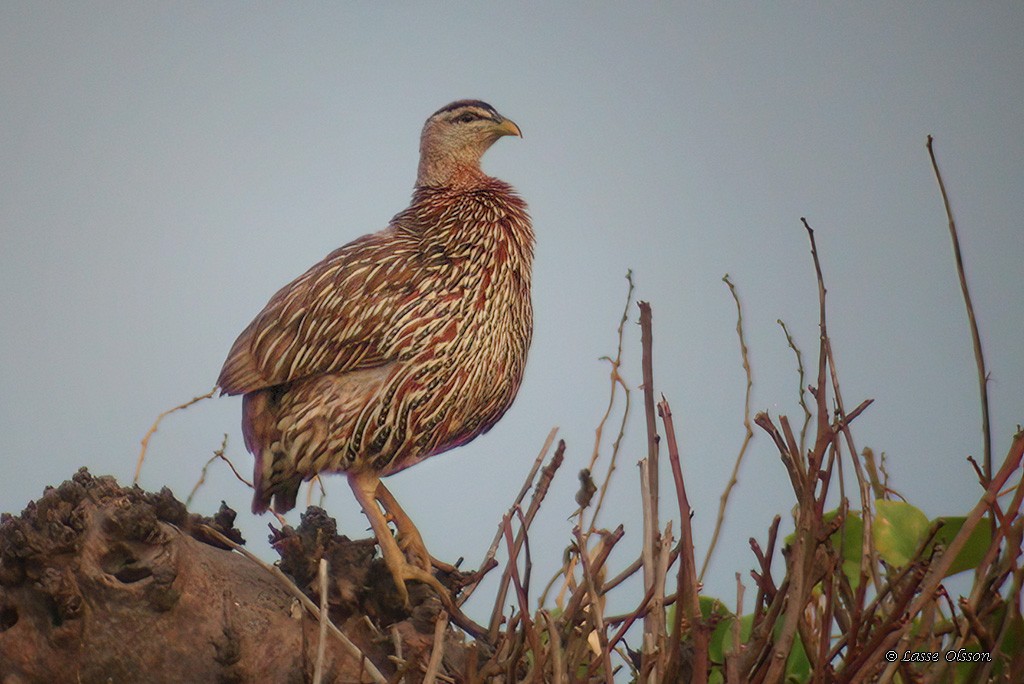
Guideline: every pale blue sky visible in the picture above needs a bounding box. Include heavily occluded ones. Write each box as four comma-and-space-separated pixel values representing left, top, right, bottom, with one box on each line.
2, 3, 1022, 620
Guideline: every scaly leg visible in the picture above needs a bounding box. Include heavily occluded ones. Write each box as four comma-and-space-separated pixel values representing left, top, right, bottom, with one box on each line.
347, 471, 448, 607
375, 481, 457, 574
350, 473, 490, 639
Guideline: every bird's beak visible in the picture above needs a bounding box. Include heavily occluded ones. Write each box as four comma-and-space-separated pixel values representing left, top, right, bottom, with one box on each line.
493, 117, 522, 138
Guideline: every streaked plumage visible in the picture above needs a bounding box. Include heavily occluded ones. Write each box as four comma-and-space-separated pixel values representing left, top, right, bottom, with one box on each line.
218, 102, 531, 603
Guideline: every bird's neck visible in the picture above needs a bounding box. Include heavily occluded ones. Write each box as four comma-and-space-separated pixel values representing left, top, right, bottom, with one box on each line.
416, 155, 488, 189
416, 131, 494, 188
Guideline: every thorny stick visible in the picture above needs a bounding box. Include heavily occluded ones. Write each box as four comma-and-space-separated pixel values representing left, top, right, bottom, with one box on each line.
802, 218, 831, 470
839, 565, 925, 680
305, 475, 327, 510
751, 515, 781, 624
637, 459, 664, 679
541, 610, 565, 684
648, 522, 674, 681
906, 433, 1024, 619
559, 525, 625, 630
754, 412, 804, 493
552, 271, 633, 622
186, 434, 253, 508
803, 217, 881, 597
661, 397, 708, 683
422, 611, 449, 684
742, 574, 790, 677
638, 301, 659, 531
552, 271, 633, 616
312, 558, 329, 684
575, 525, 614, 684
464, 427, 558, 607
135, 386, 217, 483
603, 583, 655, 649
200, 524, 387, 684
754, 329, 879, 680
726, 573, 745, 684
701, 274, 754, 583
602, 544, 679, 595
486, 439, 565, 639
778, 318, 812, 454
588, 270, 635, 532
637, 301, 663, 673
502, 514, 542, 675
927, 135, 991, 480
758, 419, 822, 681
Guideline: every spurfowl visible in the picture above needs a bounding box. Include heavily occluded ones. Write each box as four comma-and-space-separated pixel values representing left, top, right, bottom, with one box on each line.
218, 100, 532, 606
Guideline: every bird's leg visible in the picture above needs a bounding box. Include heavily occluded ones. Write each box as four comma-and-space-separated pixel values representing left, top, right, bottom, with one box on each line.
375, 481, 457, 574
347, 472, 447, 607
351, 474, 490, 640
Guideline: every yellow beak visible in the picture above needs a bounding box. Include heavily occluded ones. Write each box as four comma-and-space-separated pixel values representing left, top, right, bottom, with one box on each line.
494, 117, 522, 138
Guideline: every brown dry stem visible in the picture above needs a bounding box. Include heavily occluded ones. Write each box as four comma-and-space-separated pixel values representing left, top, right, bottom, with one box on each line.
701, 274, 754, 583
134, 386, 217, 484
927, 135, 992, 479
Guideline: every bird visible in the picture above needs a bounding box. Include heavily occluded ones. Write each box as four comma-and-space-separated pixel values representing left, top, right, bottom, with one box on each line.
217, 100, 532, 607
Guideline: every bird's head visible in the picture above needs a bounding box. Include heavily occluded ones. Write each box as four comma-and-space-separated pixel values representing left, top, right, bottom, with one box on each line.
417, 100, 521, 188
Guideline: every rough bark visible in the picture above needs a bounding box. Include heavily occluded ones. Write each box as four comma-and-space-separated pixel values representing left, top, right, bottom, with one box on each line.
0, 469, 474, 683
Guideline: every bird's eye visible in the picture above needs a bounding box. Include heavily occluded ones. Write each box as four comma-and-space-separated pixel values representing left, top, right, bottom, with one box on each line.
457, 112, 477, 123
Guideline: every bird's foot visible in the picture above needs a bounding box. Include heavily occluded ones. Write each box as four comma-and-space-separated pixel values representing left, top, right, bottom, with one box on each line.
350, 476, 487, 638
382, 553, 488, 640
393, 524, 458, 575
385, 554, 451, 608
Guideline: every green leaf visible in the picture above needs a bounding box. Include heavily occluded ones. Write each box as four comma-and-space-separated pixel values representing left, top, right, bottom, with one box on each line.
697, 596, 735, 663
786, 632, 810, 682
706, 616, 730, 663
766, 617, 811, 682
699, 595, 733, 621
710, 614, 753, 665
928, 516, 992, 577
1002, 610, 1024, 656
953, 647, 992, 684
874, 500, 929, 566
824, 510, 863, 588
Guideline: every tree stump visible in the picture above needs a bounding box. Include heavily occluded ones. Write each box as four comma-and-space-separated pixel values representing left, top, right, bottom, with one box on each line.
0, 469, 473, 683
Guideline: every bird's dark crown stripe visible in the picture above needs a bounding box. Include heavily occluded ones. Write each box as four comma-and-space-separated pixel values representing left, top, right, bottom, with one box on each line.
431, 100, 497, 118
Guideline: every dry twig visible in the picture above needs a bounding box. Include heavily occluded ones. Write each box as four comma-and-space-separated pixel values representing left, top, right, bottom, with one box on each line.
927, 135, 992, 479
185, 434, 253, 507
588, 271, 635, 530
637, 301, 663, 675
701, 274, 754, 582
777, 318, 813, 453
313, 558, 329, 684
422, 611, 449, 684
661, 397, 708, 683
464, 427, 558, 608
135, 386, 217, 483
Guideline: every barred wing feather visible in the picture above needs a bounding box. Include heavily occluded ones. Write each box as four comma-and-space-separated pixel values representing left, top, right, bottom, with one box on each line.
217, 229, 420, 395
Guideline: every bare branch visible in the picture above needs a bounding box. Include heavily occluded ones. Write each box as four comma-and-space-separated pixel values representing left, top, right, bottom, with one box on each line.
312, 558, 329, 684
661, 397, 708, 683
135, 386, 217, 484
465, 427, 558, 607
778, 318, 813, 453
422, 611, 449, 684
186, 434, 253, 508
927, 135, 992, 479
588, 272, 635, 531
701, 274, 755, 583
